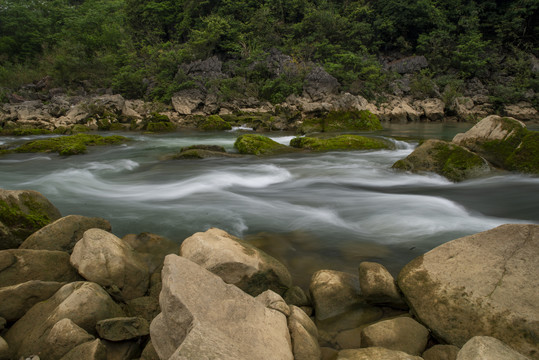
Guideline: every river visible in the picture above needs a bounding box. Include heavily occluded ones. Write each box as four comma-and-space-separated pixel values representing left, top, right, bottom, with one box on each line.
1, 123, 538, 287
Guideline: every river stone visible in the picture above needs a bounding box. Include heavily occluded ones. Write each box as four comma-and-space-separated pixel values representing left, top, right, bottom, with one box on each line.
71, 228, 150, 301
96, 316, 149, 341
256, 290, 291, 317
5, 281, 124, 359
0, 280, 65, 322
20, 215, 111, 253
45, 318, 95, 359
360, 317, 429, 355
149, 254, 293, 360
0, 189, 61, 249
60, 339, 107, 360
336, 347, 424, 360
456, 336, 531, 360
122, 232, 179, 273
180, 228, 292, 296
422, 345, 460, 360
284, 285, 310, 307
288, 305, 321, 360
309, 270, 362, 321
125, 296, 160, 324
0, 337, 8, 360
358, 262, 405, 308
102, 339, 142, 360
398, 224, 539, 359
140, 341, 159, 360
0, 249, 80, 287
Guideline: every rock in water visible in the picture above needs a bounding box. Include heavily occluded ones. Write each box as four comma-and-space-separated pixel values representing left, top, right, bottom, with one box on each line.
149, 254, 293, 360
180, 228, 292, 296
398, 224, 539, 359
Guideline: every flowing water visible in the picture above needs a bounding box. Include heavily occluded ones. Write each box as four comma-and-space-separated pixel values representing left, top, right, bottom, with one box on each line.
1, 123, 538, 287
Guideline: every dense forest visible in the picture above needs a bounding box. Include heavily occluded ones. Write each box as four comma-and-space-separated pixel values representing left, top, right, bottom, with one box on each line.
0, 0, 538, 108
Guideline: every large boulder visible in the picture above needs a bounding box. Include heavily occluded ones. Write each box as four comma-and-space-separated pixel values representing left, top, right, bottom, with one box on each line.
415, 98, 445, 121
0, 249, 80, 287
288, 305, 321, 360
392, 139, 490, 182
234, 134, 297, 156
337, 347, 423, 360
171, 88, 205, 115
0, 189, 61, 249
358, 261, 405, 308
303, 66, 340, 101
60, 339, 107, 360
291, 135, 391, 152
45, 318, 95, 359
70, 229, 150, 301
4, 281, 124, 359
504, 102, 539, 122
149, 254, 293, 360
122, 232, 179, 274
20, 215, 111, 253
180, 228, 292, 296
456, 336, 531, 360
398, 224, 539, 359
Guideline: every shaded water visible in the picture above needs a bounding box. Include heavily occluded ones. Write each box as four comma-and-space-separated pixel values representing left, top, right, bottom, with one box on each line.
1, 123, 538, 287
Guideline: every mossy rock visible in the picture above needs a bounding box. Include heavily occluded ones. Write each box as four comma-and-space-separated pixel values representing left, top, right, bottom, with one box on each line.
290, 135, 392, 152
234, 134, 297, 156
299, 110, 383, 134
505, 131, 539, 174
1, 128, 53, 136
392, 139, 490, 182
171, 149, 241, 160
146, 121, 176, 132
148, 112, 170, 123
14, 133, 129, 156
199, 115, 233, 131
180, 145, 227, 153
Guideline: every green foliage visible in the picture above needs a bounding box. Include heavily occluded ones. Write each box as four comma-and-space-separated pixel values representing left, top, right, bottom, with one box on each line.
14, 134, 129, 155
146, 122, 176, 132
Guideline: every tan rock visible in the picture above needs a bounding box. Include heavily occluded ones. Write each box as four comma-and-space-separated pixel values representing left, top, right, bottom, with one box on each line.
422, 344, 460, 360
504, 102, 539, 122
0, 280, 65, 321
456, 336, 531, 360
60, 339, 107, 360
45, 318, 95, 359
96, 317, 149, 341
337, 347, 423, 359
122, 232, 179, 273
288, 305, 321, 360
256, 290, 291, 317
358, 262, 405, 308
360, 317, 429, 355
0, 337, 8, 360
415, 98, 445, 121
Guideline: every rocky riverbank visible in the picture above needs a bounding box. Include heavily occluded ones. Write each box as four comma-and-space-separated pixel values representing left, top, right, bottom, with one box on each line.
0, 189, 537, 360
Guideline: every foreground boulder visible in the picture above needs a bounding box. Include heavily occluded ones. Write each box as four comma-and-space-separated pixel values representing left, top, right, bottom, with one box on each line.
180, 228, 292, 296
337, 347, 423, 359
392, 139, 489, 182
456, 336, 531, 360
234, 134, 297, 156
20, 215, 111, 253
0, 189, 61, 249
70, 229, 150, 301
5, 281, 124, 359
398, 224, 539, 359
291, 135, 391, 152
150, 254, 293, 359
358, 261, 406, 308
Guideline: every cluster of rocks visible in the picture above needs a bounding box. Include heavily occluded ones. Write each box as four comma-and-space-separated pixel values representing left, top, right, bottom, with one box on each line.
0, 188, 537, 360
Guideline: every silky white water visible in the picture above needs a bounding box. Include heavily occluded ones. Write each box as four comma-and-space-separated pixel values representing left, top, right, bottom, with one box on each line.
1, 124, 538, 286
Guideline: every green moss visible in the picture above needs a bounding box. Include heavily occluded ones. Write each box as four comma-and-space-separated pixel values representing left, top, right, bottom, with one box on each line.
506, 131, 539, 174
392, 159, 412, 171
71, 124, 90, 133
146, 122, 176, 132
434, 142, 486, 182
10, 128, 52, 136
0, 197, 51, 236
234, 134, 294, 156
290, 135, 391, 152
324, 110, 383, 132
148, 112, 170, 123
14, 133, 129, 156
200, 115, 233, 131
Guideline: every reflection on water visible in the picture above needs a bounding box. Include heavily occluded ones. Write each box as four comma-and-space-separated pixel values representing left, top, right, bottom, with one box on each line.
0, 124, 538, 288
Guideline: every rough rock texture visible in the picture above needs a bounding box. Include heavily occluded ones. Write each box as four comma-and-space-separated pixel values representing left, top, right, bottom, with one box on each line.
20, 215, 111, 253
386, 56, 429, 74
96, 317, 149, 341
398, 224, 539, 359
303, 66, 340, 101
0, 280, 65, 322
415, 98, 445, 121
0, 189, 62, 249
360, 317, 430, 356
337, 347, 424, 360
60, 339, 107, 360
309, 270, 363, 321
456, 336, 531, 360
125, 296, 161, 324
5, 281, 124, 359
422, 345, 460, 360
45, 318, 95, 359
103, 340, 142, 360
453, 115, 525, 150
290, 135, 391, 152
358, 262, 405, 308
180, 228, 292, 296
392, 139, 490, 182
122, 232, 179, 274
0, 249, 80, 287
288, 305, 321, 360
140, 341, 159, 360
149, 254, 293, 360
0, 337, 8, 360
256, 290, 291, 317
284, 285, 310, 307
503, 102, 539, 122
171, 88, 205, 115
70, 228, 150, 301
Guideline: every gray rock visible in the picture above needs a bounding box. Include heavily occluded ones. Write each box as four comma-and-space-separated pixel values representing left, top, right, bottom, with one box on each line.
0, 249, 80, 287
456, 336, 531, 360
20, 215, 111, 253
360, 317, 430, 356
60, 339, 107, 360
256, 290, 291, 317
337, 347, 423, 359
284, 285, 310, 307
398, 224, 539, 359
358, 262, 405, 308
70, 229, 149, 301
171, 88, 205, 115
387, 56, 429, 74
5, 282, 124, 359
45, 318, 95, 359
96, 317, 149, 341
303, 66, 340, 101
422, 344, 460, 360
288, 305, 321, 360
179, 56, 225, 80
0, 280, 65, 322
0, 189, 61, 249
122, 232, 179, 273
149, 255, 293, 360
309, 270, 362, 321
125, 296, 160, 324
180, 228, 292, 296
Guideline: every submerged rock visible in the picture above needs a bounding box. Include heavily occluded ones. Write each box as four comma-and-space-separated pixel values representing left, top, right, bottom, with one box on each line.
398, 224, 539, 359
291, 135, 391, 152
234, 134, 297, 156
13, 133, 129, 156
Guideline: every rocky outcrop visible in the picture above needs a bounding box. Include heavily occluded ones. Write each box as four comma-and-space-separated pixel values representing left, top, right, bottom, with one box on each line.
180, 228, 292, 296
19, 215, 111, 253
290, 135, 391, 152
398, 224, 539, 359
456, 336, 531, 360
386, 56, 429, 74
0, 189, 61, 249
70, 229, 150, 301
504, 102, 539, 122
303, 66, 340, 101
171, 88, 206, 115
149, 254, 293, 359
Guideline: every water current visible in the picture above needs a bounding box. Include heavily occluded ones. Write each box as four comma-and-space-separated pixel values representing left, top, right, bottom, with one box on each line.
1, 123, 538, 287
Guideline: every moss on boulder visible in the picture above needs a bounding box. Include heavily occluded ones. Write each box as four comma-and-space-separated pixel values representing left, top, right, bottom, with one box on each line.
299, 110, 383, 134
200, 115, 232, 131
290, 135, 392, 152
146, 122, 176, 132
234, 134, 296, 156
392, 139, 490, 182
14, 134, 129, 156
